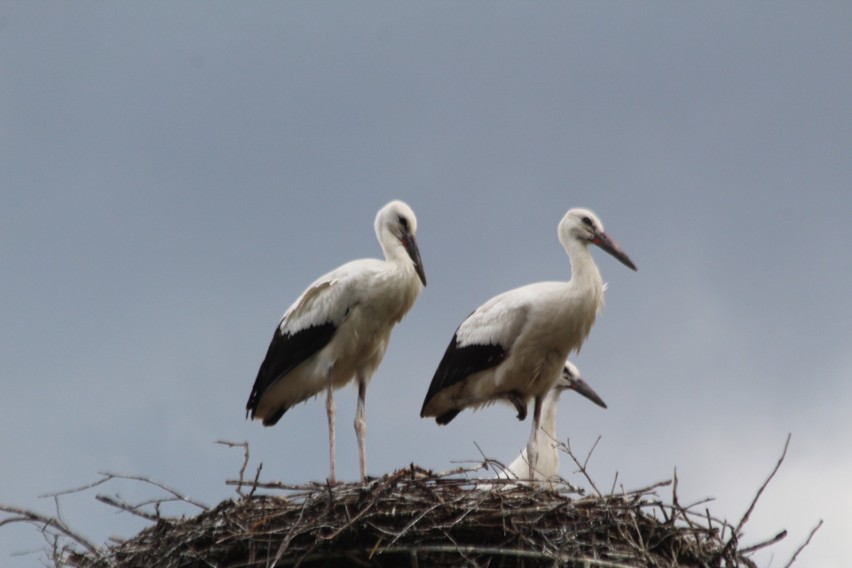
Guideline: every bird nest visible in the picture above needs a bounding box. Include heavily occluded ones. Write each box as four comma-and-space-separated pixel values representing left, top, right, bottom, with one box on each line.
3, 437, 818, 568
65, 469, 748, 568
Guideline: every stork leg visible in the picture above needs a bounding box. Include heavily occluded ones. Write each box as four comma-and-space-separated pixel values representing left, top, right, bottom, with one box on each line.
526, 394, 544, 482
325, 366, 337, 485
354, 374, 368, 483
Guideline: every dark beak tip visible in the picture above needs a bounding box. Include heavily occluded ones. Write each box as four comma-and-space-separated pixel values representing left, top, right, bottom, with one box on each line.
596, 235, 637, 272
615, 254, 637, 272
613, 249, 637, 272
572, 382, 608, 409
590, 395, 608, 409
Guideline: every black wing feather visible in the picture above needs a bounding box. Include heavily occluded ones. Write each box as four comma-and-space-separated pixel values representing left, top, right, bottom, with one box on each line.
246, 322, 337, 422
420, 334, 507, 418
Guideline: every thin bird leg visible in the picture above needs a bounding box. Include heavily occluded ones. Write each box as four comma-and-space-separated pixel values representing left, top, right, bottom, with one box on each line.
526, 395, 543, 481
325, 365, 336, 485
354, 374, 368, 483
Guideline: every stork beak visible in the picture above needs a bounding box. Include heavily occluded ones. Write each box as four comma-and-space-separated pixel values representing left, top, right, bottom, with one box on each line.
566, 376, 608, 409
402, 233, 427, 286
592, 231, 637, 271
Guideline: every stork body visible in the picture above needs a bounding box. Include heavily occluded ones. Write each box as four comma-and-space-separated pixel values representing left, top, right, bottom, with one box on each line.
247, 200, 426, 483
501, 361, 607, 485
421, 208, 635, 480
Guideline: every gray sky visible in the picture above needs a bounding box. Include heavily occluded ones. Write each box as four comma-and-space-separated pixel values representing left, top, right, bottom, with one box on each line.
2, 3, 851, 566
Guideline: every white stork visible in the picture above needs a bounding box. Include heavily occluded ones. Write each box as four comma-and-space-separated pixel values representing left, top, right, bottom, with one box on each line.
500, 361, 607, 485
420, 208, 635, 480
247, 200, 426, 483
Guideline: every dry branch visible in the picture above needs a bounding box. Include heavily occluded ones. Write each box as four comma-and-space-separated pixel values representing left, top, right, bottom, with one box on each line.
720, 434, 791, 560
95, 472, 209, 512
0, 504, 100, 557
784, 520, 823, 568
214, 440, 251, 497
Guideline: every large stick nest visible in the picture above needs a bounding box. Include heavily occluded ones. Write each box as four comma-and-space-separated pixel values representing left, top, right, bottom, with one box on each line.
63, 464, 763, 568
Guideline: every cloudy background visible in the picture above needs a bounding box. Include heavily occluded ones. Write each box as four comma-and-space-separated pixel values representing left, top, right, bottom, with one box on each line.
2, 3, 850, 566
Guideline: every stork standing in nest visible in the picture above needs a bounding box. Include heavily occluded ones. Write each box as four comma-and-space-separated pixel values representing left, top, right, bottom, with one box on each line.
501, 361, 607, 484
247, 200, 426, 483
421, 208, 635, 480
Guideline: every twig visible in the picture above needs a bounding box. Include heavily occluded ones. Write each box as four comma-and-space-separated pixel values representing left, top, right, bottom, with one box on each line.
0, 504, 100, 556
609, 471, 620, 497
216, 440, 251, 497
670, 467, 680, 524
622, 479, 672, 497
563, 436, 604, 497
38, 476, 111, 499
250, 462, 263, 498
471, 441, 511, 478
97, 471, 209, 511
582, 435, 602, 470
784, 519, 823, 567
722, 433, 791, 558
740, 530, 788, 554
95, 495, 159, 521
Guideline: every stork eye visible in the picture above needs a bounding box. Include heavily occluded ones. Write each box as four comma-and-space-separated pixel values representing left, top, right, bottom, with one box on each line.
581, 216, 593, 227
398, 216, 409, 230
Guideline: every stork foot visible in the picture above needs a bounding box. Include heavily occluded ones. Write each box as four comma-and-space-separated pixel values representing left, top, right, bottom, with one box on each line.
507, 391, 527, 421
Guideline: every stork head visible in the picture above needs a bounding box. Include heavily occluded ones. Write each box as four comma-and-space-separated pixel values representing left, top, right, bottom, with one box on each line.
559, 208, 637, 271
375, 200, 427, 285
555, 360, 608, 408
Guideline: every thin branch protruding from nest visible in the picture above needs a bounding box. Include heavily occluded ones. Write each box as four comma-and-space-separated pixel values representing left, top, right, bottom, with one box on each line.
0, 504, 100, 556
96, 471, 209, 511
721, 433, 791, 558
784, 519, 823, 568
95, 495, 159, 522
39, 477, 112, 499
215, 440, 251, 497
740, 530, 788, 554
562, 435, 604, 497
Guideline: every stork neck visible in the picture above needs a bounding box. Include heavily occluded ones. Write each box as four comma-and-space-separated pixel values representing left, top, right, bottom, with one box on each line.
566, 240, 603, 294
537, 393, 561, 442
381, 239, 406, 265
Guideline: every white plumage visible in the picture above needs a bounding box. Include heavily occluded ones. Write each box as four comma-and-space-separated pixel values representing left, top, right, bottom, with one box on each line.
247, 200, 426, 483
500, 361, 607, 486
421, 208, 635, 480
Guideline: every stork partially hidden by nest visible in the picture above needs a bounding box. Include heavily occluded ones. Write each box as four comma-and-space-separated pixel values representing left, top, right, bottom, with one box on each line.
500, 361, 607, 485
420, 208, 635, 480
247, 200, 426, 484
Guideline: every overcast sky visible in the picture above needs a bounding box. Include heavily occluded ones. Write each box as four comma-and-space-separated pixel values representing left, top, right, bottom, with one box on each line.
2, 3, 851, 566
